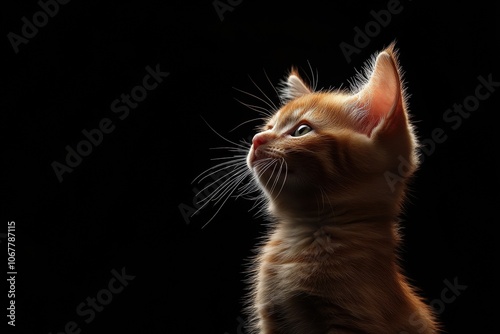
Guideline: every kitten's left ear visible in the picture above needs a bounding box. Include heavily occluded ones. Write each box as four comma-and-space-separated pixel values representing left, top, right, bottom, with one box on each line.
280, 68, 312, 101
353, 45, 408, 138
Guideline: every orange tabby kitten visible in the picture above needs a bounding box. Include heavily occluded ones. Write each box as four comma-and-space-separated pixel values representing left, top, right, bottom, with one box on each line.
244, 45, 440, 333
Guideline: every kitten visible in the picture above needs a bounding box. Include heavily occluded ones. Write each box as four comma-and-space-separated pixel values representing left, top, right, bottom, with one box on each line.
241, 44, 440, 333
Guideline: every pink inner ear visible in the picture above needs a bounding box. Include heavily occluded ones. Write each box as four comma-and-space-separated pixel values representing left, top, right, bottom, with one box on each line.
354, 51, 404, 137
357, 113, 383, 137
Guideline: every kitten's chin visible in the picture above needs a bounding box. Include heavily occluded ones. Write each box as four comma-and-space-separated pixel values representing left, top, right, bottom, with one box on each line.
247, 145, 272, 167
246, 150, 256, 169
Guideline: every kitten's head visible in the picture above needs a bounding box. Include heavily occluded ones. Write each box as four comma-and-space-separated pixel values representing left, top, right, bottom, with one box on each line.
247, 45, 419, 223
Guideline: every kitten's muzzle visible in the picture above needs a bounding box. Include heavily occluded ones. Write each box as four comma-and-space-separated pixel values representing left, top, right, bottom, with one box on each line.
248, 131, 276, 166
252, 131, 274, 151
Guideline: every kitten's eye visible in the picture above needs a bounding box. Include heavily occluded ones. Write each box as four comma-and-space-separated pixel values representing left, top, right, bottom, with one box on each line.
292, 124, 312, 137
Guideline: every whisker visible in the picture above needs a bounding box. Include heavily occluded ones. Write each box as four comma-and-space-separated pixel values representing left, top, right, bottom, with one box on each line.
233, 87, 276, 116
248, 186, 266, 212
196, 163, 249, 202
200, 116, 249, 150
236, 164, 265, 198
192, 158, 244, 184
233, 98, 273, 117
263, 69, 281, 103
254, 158, 275, 175
192, 167, 247, 221
247, 158, 275, 202
252, 195, 269, 220
238, 184, 259, 199
210, 146, 248, 153
248, 74, 279, 111
230, 117, 266, 132
307, 60, 319, 91
274, 158, 288, 200
239, 138, 252, 146
200, 170, 250, 229
203, 171, 245, 205
261, 160, 279, 193
199, 177, 244, 207
301, 62, 314, 92
211, 154, 247, 161
269, 158, 283, 196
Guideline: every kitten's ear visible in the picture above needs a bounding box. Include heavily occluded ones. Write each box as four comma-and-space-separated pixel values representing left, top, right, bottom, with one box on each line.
280, 69, 312, 101
354, 45, 407, 137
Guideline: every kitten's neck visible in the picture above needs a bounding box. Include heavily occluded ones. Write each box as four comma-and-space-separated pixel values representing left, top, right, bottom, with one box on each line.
270, 196, 400, 228
273, 214, 400, 255
268, 194, 402, 259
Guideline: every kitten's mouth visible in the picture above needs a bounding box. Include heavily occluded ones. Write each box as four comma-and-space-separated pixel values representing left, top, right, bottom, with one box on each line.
248, 147, 291, 175
248, 147, 279, 167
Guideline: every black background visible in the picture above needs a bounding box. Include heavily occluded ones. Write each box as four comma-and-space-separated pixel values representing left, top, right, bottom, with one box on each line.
3, 1, 499, 333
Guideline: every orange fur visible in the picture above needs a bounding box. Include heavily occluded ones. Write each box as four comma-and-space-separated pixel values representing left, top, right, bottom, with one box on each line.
245, 44, 439, 333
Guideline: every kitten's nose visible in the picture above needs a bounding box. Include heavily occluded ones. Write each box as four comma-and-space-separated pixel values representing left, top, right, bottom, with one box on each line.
252, 132, 271, 150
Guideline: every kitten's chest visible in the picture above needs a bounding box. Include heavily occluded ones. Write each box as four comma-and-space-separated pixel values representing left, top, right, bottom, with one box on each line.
258, 237, 339, 295
255, 244, 348, 334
